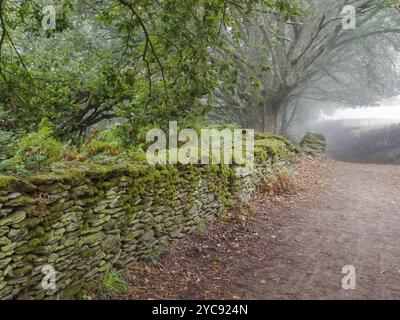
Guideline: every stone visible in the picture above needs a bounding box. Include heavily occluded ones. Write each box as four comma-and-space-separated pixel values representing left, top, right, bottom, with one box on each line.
93, 204, 107, 213
80, 226, 102, 235
0, 211, 27, 227
0, 257, 12, 269
65, 222, 80, 232
0, 281, 7, 291
8, 228, 28, 242
1, 243, 17, 253
7, 193, 21, 200
0, 249, 13, 260
0, 236, 11, 246
80, 233, 106, 246
300, 132, 327, 155
141, 230, 155, 241
89, 215, 111, 227
0, 209, 13, 217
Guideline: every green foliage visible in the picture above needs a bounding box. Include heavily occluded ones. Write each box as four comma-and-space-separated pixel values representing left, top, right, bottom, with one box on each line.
13, 118, 64, 166
0, 0, 300, 142
0, 130, 16, 161
0, 118, 64, 176
0, 0, 302, 175
125, 147, 147, 164
78, 124, 131, 163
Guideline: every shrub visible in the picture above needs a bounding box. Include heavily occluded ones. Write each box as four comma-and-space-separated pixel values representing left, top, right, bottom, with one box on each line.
11, 118, 64, 169
0, 129, 16, 161
83, 125, 125, 159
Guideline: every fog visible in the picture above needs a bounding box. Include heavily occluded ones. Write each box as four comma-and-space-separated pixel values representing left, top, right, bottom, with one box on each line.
320, 96, 400, 124
321, 106, 400, 123
313, 97, 400, 165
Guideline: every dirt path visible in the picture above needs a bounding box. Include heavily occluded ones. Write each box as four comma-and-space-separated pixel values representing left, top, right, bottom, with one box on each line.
122, 158, 400, 300
236, 160, 400, 299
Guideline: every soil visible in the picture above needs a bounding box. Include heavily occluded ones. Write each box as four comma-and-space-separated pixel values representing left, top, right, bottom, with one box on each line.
118, 156, 400, 300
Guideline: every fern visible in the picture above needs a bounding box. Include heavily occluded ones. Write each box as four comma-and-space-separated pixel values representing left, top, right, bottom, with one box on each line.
11, 118, 64, 169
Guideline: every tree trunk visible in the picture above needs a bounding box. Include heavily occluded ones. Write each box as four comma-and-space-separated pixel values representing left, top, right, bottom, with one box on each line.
280, 101, 298, 137
263, 85, 294, 133
264, 105, 279, 133
281, 107, 289, 136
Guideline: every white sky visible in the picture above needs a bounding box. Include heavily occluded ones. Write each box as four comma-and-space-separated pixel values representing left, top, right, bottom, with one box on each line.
321, 96, 400, 122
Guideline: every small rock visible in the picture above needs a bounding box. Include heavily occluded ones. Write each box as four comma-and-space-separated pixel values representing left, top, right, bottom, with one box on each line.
7, 193, 21, 200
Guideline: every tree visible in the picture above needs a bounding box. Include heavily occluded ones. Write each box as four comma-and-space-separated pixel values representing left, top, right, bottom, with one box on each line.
215, 0, 400, 133
0, 0, 298, 143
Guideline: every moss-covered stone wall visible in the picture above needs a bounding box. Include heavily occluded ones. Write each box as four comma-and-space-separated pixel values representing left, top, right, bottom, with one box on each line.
0, 135, 295, 299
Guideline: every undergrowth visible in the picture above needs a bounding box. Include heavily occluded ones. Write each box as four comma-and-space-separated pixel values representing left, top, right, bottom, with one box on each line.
100, 266, 130, 298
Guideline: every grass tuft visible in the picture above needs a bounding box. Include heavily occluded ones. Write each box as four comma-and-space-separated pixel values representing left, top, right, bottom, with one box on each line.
101, 266, 130, 298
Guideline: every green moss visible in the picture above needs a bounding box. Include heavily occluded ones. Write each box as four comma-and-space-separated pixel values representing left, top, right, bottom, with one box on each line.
80, 247, 99, 257
32, 226, 45, 238
195, 218, 207, 234
255, 135, 295, 162
0, 176, 18, 189
19, 216, 42, 228
97, 181, 115, 188
7, 196, 34, 207
49, 202, 72, 212
59, 283, 85, 299
255, 133, 294, 148
15, 238, 43, 254
22, 254, 38, 263
0, 175, 36, 192
40, 211, 63, 226
31, 168, 86, 185
13, 265, 33, 277
300, 132, 327, 154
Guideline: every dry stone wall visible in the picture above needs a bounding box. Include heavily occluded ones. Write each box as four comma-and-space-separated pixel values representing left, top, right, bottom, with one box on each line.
0, 135, 294, 299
